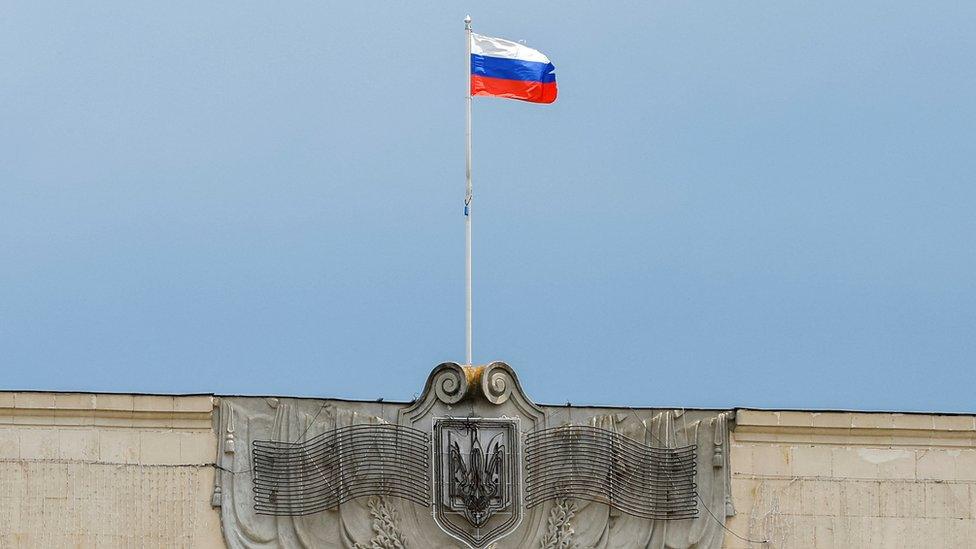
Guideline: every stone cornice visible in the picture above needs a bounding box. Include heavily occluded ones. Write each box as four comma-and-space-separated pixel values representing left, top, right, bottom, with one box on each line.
734, 409, 976, 448
0, 392, 213, 430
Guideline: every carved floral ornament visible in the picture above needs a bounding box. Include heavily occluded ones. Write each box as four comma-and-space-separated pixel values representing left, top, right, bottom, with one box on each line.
213, 362, 735, 549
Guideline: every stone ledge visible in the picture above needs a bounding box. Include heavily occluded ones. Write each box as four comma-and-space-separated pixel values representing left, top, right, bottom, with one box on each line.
735, 409, 976, 448
0, 458, 216, 467
0, 392, 214, 429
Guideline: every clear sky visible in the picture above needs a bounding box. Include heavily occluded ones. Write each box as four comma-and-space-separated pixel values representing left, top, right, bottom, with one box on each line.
2, 2, 974, 412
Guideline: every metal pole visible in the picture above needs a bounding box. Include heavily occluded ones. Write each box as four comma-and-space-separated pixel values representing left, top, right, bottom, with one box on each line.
464, 15, 473, 366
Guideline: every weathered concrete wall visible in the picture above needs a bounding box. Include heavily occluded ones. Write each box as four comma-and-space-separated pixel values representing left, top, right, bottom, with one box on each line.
0, 392, 223, 548
725, 410, 976, 548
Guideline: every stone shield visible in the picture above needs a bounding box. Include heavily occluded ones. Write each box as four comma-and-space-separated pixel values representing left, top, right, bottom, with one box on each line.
433, 417, 521, 548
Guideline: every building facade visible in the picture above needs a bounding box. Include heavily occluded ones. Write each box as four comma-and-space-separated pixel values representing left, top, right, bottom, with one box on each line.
0, 363, 973, 548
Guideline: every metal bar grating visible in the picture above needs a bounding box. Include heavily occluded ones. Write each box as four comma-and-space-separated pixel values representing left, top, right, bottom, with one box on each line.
525, 425, 698, 520
252, 424, 430, 516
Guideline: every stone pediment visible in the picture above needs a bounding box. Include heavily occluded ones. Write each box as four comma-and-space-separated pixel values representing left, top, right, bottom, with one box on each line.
398, 361, 545, 429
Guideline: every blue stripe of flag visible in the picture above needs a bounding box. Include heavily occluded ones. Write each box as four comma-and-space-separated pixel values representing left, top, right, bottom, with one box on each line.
471, 54, 556, 84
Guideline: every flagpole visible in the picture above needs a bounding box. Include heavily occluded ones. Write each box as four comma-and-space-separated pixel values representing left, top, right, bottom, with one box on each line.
464, 15, 473, 366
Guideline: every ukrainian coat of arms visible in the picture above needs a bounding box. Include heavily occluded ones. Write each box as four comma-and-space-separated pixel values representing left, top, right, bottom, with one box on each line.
434, 417, 520, 548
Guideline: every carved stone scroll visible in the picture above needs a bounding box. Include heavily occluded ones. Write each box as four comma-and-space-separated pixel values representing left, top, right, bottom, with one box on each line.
525, 425, 698, 520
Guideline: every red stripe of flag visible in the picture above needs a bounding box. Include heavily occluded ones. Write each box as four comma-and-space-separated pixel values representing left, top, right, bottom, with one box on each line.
471, 75, 558, 105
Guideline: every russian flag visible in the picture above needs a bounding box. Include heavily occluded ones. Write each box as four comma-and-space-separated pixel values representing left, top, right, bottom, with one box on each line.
470, 33, 557, 104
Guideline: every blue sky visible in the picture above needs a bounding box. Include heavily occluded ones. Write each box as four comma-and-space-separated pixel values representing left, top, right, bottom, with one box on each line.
2, 2, 974, 411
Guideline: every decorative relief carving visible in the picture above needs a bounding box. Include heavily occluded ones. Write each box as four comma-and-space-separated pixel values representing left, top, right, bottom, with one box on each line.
224, 407, 237, 454
712, 411, 726, 468
352, 497, 408, 549
480, 362, 513, 405
214, 363, 735, 549
433, 362, 470, 404
540, 498, 579, 549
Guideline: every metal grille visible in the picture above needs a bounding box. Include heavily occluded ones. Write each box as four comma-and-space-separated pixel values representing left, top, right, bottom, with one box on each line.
252, 424, 430, 515
525, 425, 698, 520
